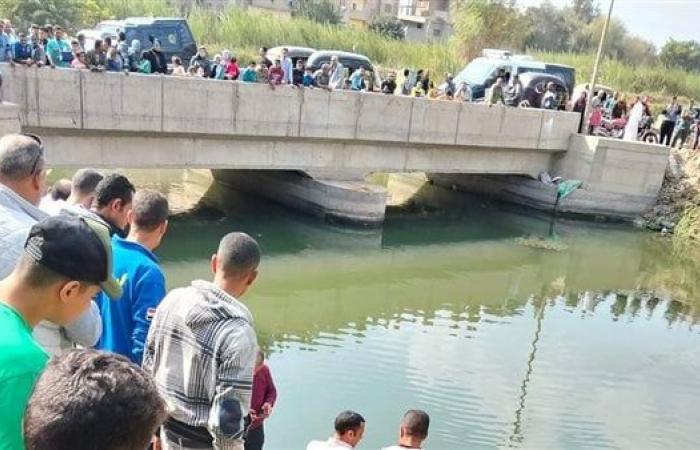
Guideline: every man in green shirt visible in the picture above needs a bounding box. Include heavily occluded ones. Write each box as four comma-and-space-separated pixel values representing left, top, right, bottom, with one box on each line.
0, 214, 121, 449
44, 26, 70, 68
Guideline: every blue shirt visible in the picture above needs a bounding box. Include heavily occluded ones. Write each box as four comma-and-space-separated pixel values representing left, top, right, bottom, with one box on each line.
350, 70, 366, 91
97, 236, 165, 364
0, 33, 11, 62
241, 67, 257, 82
12, 42, 32, 61
303, 73, 314, 87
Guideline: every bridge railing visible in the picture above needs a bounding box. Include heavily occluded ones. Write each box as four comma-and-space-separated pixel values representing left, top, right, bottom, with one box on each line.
0, 64, 580, 151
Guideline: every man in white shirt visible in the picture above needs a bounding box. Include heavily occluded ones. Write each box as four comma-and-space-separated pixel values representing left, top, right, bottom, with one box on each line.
307, 410, 365, 450
39, 178, 70, 215
381, 409, 430, 450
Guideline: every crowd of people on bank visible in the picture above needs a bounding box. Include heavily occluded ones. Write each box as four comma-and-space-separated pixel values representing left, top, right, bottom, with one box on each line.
569, 87, 700, 147
0, 132, 432, 450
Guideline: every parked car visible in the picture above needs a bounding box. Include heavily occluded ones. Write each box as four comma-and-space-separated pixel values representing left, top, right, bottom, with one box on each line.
92, 17, 197, 67
306, 50, 381, 88
306, 50, 374, 73
518, 72, 569, 110
266, 46, 316, 66
451, 49, 576, 101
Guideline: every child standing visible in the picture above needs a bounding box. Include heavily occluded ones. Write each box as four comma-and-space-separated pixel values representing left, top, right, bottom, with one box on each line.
245, 349, 278, 450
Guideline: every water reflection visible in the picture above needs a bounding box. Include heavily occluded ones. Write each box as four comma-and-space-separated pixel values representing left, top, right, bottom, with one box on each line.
146, 171, 700, 449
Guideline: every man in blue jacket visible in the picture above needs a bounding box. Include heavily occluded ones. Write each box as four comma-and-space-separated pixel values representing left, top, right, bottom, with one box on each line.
97, 189, 169, 364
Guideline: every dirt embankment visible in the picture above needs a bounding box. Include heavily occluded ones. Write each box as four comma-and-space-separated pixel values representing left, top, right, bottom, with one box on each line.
641, 148, 700, 238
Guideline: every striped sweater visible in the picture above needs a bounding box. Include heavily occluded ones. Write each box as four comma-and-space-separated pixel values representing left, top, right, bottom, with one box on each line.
143, 279, 258, 450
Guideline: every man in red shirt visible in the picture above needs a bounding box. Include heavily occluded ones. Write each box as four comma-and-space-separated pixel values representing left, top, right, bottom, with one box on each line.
245, 349, 278, 450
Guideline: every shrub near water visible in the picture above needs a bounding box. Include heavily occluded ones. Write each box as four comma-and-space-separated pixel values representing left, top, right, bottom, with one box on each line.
188, 7, 700, 100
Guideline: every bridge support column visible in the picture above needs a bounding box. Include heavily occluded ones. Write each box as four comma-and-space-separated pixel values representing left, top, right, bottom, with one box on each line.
427, 136, 670, 219
211, 170, 387, 227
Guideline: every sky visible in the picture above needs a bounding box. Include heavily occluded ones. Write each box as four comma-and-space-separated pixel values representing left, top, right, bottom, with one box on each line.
516, 0, 700, 49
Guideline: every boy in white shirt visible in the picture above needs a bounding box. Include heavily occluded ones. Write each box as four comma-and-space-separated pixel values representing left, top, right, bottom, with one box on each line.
381, 409, 430, 450
306, 410, 365, 450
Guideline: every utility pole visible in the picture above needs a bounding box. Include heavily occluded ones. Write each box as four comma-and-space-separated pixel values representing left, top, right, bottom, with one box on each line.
584, 0, 615, 130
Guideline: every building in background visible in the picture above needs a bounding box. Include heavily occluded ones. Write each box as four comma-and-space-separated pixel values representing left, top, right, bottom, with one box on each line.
336, 0, 401, 28
398, 0, 451, 41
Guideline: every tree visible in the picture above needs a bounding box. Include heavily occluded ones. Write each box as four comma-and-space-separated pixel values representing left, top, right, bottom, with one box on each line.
660, 39, 700, 72
450, 0, 530, 62
369, 17, 404, 40
0, 0, 81, 30
295, 0, 342, 25
571, 0, 599, 23
523, 1, 573, 52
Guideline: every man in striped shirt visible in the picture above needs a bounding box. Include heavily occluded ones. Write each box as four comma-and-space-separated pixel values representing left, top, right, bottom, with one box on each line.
144, 232, 261, 450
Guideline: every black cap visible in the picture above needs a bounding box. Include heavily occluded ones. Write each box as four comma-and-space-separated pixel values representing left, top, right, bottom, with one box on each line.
24, 215, 122, 299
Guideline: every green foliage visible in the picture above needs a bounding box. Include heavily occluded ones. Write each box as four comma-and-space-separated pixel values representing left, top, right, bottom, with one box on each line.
0, 0, 82, 29
450, 0, 529, 61
368, 17, 404, 41
660, 39, 700, 72
188, 7, 456, 74
294, 0, 342, 25
523, 2, 655, 65
0, 0, 176, 31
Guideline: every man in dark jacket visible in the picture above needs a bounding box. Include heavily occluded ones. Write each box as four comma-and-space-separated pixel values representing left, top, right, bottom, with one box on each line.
189, 46, 211, 77
142, 38, 167, 74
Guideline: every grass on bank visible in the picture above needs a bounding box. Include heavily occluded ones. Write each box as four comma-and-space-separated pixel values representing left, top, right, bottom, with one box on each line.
187, 8, 700, 102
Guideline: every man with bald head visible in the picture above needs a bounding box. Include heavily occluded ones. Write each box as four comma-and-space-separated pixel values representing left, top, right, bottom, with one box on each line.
0, 134, 102, 356
381, 410, 431, 450
144, 232, 261, 450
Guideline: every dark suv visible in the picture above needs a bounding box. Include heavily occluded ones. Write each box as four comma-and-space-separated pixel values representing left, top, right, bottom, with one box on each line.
97, 17, 197, 66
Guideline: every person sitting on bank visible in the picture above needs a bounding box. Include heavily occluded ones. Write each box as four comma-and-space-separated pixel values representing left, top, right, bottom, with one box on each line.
0, 215, 121, 448
245, 348, 278, 450
97, 189, 169, 365
306, 411, 366, 450
381, 409, 431, 450
24, 350, 166, 450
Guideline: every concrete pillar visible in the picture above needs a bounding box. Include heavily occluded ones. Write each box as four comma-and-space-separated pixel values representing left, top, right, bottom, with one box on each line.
211, 170, 388, 227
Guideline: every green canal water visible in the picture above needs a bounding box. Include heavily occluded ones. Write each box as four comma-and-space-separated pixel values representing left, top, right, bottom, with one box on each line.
116, 171, 700, 449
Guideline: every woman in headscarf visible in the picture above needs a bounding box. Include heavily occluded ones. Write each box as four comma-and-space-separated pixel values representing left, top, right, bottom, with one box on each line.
128, 39, 146, 73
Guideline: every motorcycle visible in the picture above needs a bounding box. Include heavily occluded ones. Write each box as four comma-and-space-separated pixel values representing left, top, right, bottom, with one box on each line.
592, 115, 658, 143
592, 116, 626, 139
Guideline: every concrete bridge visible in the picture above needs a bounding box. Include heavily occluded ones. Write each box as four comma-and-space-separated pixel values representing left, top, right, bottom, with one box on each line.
0, 65, 669, 225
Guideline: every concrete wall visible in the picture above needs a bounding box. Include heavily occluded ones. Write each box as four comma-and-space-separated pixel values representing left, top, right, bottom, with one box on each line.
1, 64, 579, 156
212, 169, 388, 226
428, 135, 670, 219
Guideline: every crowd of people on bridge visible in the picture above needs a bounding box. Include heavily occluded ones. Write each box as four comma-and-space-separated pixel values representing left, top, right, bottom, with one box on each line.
0, 131, 433, 450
